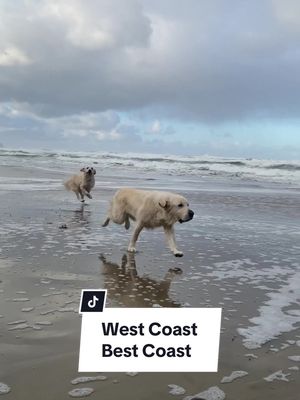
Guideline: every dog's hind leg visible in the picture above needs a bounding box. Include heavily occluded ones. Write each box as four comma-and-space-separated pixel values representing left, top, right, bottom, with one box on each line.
111, 212, 127, 225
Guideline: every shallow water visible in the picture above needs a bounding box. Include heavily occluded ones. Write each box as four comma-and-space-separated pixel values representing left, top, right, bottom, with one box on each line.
0, 164, 299, 399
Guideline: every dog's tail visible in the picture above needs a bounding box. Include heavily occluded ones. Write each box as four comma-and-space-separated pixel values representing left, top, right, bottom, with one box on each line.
64, 179, 71, 191
102, 217, 110, 227
102, 201, 112, 227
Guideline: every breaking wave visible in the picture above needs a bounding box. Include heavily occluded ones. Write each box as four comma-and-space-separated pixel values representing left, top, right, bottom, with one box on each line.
0, 148, 299, 185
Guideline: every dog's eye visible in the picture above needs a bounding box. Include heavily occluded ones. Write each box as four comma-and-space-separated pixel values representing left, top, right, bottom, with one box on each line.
178, 203, 184, 208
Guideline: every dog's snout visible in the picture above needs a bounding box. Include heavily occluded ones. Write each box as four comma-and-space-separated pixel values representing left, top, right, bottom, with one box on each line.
178, 208, 194, 224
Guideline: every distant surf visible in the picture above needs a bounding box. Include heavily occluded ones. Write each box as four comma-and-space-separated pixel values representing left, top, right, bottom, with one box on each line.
0, 148, 299, 186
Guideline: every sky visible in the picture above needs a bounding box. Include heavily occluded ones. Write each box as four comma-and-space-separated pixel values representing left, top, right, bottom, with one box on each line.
0, 0, 300, 159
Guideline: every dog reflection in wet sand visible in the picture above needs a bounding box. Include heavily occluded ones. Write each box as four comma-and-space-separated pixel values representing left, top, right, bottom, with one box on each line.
99, 253, 182, 307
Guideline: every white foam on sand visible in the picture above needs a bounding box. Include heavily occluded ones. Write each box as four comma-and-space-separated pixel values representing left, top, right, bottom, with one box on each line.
168, 384, 186, 395
68, 388, 94, 397
21, 307, 34, 312
12, 298, 30, 302
244, 353, 258, 359
207, 259, 291, 282
221, 371, 248, 383
238, 269, 300, 349
71, 376, 107, 385
7, 319, 27, 325
288, 366, 299, 371
264, 370, 290, 382
8, 323, 31, 331
184, 386, 226, 400
0, 382, 11, 394
288, 355, 300, 362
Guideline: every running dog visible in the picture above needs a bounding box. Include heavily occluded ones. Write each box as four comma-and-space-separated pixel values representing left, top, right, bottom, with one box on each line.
64, 167, 96, 202
102, 188, 194, 257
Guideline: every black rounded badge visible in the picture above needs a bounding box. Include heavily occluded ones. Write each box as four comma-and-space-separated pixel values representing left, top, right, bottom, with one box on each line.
79, 290, 106, 313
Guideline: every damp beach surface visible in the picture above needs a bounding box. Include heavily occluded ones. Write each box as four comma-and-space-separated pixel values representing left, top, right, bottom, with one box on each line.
0, 158, 299, 400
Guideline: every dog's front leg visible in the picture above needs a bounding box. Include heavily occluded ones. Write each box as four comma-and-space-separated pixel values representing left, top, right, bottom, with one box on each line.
75, 191, 81, 201
78, 189, 85, 202
81, 186, 92, 199
128, 223, 143, 253
164, 226, 183, 257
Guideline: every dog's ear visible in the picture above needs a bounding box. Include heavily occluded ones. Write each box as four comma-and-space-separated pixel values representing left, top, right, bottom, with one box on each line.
159, 199, 170, 210
93, 168, 96, 175
80, 167, 86, 172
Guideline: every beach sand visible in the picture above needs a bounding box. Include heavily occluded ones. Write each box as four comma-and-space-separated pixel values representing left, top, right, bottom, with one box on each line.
0, 165, 299, 399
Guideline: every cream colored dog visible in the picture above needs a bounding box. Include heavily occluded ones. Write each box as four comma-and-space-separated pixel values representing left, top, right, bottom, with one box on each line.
64, 167, 96, 202
102, 188, 194, 257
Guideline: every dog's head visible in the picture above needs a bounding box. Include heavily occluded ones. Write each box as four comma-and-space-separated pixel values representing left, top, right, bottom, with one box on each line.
80, 167, 96, 176
159, 193, 194, 224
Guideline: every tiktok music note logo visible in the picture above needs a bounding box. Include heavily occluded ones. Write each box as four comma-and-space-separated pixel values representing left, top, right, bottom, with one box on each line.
88, 296, 99, 309
79, 290, 107, 313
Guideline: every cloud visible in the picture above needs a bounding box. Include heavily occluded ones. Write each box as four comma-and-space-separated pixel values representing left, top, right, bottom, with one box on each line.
149, 120, 161, 134
42, 0, 152, 50
0, 101, 145, 153
0, 1, 299, 158
147, 119, 175, 135
271, 0, 300, 33
0, 0, 300, 123
0, 46, 32, 66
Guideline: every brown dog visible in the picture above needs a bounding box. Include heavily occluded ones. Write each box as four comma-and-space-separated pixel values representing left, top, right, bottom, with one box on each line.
64, 167, 96, 202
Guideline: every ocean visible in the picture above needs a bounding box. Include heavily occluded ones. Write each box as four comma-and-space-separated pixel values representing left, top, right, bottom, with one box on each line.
0, 148, 299, 192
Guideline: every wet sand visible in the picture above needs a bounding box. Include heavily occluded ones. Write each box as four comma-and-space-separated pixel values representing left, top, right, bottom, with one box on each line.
0, 168, 299, 399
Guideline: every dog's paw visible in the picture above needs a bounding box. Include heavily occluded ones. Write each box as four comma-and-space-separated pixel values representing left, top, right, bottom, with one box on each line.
87, 194, 92, 199
127, 246, 137, 253
174, 251, 183, 257
125, 221, 130, 230
98, 254, 106, 262
81, 199, 85, 203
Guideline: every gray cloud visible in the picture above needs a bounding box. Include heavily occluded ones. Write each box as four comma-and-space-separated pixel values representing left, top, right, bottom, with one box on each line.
0, 0, 300, 123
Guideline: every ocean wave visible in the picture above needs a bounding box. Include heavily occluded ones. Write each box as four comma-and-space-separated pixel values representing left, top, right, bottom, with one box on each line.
265, 163, 300, 171
0, 149, 57, 158
0, 148, 299, 185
